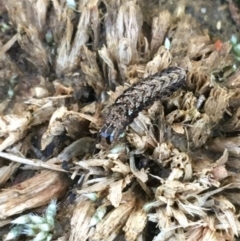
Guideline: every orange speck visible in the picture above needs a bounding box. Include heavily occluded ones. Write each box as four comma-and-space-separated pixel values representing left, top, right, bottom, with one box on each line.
215, 39, 223, 51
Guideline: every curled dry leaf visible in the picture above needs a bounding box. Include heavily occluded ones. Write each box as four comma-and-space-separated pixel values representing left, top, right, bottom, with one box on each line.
204, 87, 231, 123
212, 195, 240, 236
27, 95, 72, 127
0, 112, 31, 151
41, 107, 90, 149
190, 114, 211, 147
152, 180, 209, 229
185, 216, 233, 241
129, 112, 152, 136
152, 142, 173, 164
111, 160, 131, 176
170, 152, 192, 181
193, 149, 229, 183
144, 46, 172, 77
186, 70, 210, 95
41, 106, 67, 149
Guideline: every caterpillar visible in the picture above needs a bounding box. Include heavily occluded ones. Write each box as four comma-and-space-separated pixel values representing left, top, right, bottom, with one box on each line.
100, 67, 186, 142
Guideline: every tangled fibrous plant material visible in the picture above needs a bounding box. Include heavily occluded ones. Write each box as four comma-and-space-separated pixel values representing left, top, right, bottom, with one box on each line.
1, 0, 240, 241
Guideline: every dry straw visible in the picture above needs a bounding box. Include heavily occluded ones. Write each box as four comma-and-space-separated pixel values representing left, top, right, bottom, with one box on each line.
0, 0, 240, 241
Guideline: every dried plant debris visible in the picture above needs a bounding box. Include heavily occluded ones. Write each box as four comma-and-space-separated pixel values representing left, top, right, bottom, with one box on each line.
228, 0, 240, 30
5, 199, 58, 241
0, 171, 70, 219
1, 0, 240, 241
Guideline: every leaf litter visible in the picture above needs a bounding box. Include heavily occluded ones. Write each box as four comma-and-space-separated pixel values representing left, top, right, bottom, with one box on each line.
1, 0, 240, 241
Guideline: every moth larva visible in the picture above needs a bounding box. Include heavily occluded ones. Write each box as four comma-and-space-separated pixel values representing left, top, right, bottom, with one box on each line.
100, 67, 186, 142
